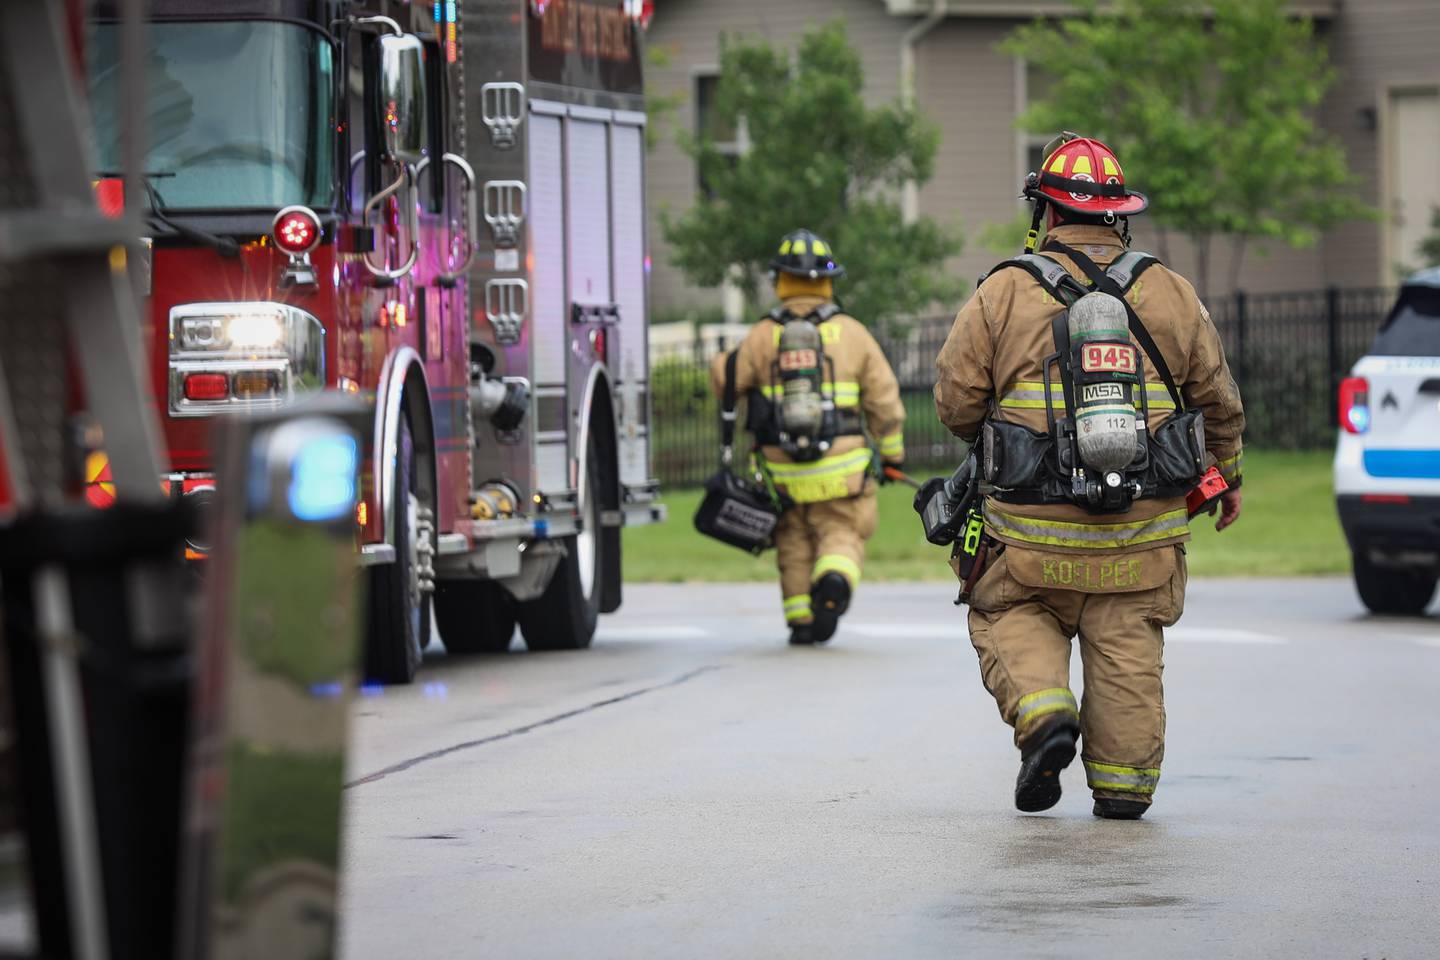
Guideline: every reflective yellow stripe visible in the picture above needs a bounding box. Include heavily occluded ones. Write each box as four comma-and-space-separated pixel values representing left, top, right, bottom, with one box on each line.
1083, 760, 1160, 794
985, 503, 1189, 550
999, 380, 1176, 412
764, 448, 872, 479
758, 380, 859, 404
762, 449, 873, 504
1015, 687, 1078, 731
814, 554, 861, 585
784, 595, 812, 622
1217, 451, 1243, 482
878, 432, 904, 458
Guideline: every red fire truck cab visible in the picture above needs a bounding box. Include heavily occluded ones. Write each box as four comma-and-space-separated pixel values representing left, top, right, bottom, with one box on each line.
82, 0, 663, 682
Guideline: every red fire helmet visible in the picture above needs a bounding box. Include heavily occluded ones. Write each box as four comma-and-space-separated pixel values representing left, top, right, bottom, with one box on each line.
1026, 134, 1148, 218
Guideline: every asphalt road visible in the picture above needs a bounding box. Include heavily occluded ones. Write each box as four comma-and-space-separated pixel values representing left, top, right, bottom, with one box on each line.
340, 579, 1440, 959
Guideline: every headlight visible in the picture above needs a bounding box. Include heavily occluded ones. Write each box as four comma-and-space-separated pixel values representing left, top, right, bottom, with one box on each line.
178, 310, 286, 352
169, 302, 325, 417
179, 316, 223, 351
226, 312, 285, 350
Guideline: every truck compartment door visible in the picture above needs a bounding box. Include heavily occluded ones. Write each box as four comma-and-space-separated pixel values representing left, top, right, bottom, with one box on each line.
565, 117, 612, 307
526, 109, 569, 494
609, 117, 650, 487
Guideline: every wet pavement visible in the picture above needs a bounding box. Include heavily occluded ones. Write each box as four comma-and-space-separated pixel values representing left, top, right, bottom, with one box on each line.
340, 579, 1439, 959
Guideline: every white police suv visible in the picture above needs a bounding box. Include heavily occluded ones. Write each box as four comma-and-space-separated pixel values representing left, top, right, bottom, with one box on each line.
1334, 268, 1440, 615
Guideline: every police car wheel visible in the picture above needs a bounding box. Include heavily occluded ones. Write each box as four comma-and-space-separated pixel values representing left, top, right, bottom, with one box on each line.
365, 413, 432, 683
1352, 553, 1438, 617
434, 580, 516, 655
517, 435, 604, 651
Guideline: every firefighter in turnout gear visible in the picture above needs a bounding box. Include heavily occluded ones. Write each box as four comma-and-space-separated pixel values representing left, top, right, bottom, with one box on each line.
712, 229, 906, 645
934, 135, 1246, 819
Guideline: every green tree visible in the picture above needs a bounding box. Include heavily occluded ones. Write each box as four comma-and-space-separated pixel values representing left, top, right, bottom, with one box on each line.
661, 22, 963, 330
1006, 0, 1371, 298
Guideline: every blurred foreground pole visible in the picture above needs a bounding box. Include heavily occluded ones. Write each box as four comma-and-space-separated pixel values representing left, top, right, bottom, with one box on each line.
177, 399, 367, 960
0, 1, 177, 959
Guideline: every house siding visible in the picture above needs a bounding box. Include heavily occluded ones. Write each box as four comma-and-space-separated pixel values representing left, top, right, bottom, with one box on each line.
644, 0, 908, 318
646, 1, 1440, 315
1318, 0, 1440, 287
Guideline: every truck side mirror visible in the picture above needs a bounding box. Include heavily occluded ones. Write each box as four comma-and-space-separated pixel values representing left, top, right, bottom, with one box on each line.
376, 34, 427, 166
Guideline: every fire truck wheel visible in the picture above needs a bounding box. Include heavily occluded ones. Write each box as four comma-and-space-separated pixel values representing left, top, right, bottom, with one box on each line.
517, 435, 605, 651
365, 414, 433, 683
433, 580, 516, 654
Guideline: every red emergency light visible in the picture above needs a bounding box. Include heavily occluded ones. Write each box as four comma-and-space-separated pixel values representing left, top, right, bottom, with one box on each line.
272, 205, 322, 257
94, 178, 125, 219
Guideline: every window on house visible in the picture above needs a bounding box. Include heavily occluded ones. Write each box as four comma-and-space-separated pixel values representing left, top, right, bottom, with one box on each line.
695, 72, 742, 198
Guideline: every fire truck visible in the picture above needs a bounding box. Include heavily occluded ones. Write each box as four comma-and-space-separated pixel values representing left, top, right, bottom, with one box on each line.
76, 0, 663, 682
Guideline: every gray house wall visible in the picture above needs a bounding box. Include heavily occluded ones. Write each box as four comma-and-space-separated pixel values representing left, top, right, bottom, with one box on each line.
644, 0, 906, 320
1318, 0, 1440, 287
646, 0, 1440, 316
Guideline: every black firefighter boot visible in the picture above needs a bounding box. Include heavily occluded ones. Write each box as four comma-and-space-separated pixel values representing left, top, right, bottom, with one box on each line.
1014, 720, 1079, 813
809, 572, 851, 644
789, 623, 816, 646
1093, 797, 1149, 820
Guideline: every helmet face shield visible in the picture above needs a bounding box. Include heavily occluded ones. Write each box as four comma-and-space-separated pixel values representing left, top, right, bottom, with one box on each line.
770, 228, 845, 279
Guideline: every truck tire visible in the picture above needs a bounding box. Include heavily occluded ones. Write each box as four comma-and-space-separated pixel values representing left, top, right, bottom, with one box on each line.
1353, 553, 1438, 616
517, 435, 604, 651
433, 580, 516, 655
365, 414, 433, 683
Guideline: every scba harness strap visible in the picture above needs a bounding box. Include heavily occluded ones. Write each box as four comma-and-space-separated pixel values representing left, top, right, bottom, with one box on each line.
981, 250, 1205, 513
995, 248, 1181, 410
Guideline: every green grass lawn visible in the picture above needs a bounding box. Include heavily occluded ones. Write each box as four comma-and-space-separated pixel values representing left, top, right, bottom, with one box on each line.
625, 450, 1347, 582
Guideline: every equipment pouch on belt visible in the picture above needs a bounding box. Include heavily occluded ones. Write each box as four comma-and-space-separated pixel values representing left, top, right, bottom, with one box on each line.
1148, 408, 1206, 486
981, 419, 1054, 489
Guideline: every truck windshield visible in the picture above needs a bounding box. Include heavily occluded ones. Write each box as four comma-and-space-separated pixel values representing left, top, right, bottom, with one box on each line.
89, 21, 335, 211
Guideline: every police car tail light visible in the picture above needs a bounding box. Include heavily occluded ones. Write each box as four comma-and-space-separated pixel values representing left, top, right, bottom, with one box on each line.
1339, 376, 1370, 434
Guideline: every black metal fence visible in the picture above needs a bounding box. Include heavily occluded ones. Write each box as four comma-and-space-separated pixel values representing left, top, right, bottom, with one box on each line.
650, 286, 1397, 488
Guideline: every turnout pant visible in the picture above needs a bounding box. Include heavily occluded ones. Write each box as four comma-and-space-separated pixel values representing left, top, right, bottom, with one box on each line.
965, 543, 1187, 805
774, 490, 878, 626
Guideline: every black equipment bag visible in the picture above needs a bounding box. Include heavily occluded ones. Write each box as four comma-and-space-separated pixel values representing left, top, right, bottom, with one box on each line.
693, 350, 780, 554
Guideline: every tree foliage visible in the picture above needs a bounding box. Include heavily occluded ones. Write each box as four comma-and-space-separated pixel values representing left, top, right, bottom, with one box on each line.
1006, 0, 1372, 296
661, 22, 963, 329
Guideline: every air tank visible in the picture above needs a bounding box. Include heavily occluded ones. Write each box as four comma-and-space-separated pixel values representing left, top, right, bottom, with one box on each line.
776, 319, 825, 450
1068, 292, 1140, 472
